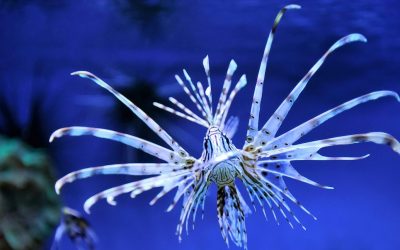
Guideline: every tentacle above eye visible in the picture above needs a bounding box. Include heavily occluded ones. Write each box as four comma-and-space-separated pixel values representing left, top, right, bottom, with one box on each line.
253, 33, 367, 146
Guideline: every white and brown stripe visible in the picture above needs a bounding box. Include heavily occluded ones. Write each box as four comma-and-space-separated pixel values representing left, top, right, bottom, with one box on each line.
245, 5, 301, 145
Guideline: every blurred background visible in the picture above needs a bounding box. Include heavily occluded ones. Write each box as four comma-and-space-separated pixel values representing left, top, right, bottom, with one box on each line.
0, 0, 399, 249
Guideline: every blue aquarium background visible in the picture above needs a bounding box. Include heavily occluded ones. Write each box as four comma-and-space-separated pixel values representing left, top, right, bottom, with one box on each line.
1, 0, 399, 249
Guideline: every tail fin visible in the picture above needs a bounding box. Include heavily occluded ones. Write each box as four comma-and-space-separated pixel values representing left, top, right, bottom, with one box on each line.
217, 185, 248, 249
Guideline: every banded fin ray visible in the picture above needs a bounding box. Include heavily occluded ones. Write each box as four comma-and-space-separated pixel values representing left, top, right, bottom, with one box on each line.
153, 102, 209, 127
245, 4, 301, 145
183, 69, 212, 119
197, 81, 212, 116
214, 59, 238, 124
176, 173, 210, 241
241, 172, 279, 223
223, 116, 240, 139
202, 55, 213, 114
254, 33, 367, 146
260, 132, 400, 160
166, 179, 195, 212
219, 74, 247, 127
71, 71, 188, 156
242, 169, 311, 229
256, 161, 333, 189
168, 97, 208, 125
175, 74, 210, 123
150, 177, 193, 206
242, 165, 317, 220
261, 179, 307, 230
55, 163, 190, 194
83, 171, 191, 214
266, 90, 400, 149
50, 127, 185, 164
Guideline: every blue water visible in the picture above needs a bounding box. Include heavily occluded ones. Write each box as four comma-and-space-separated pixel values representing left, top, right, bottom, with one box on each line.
1, 1, 399, 249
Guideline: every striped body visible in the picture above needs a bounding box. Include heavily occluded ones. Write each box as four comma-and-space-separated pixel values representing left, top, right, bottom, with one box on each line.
203, 126, 239, 186
51, 4, 400, 250
209, 161, 238, 186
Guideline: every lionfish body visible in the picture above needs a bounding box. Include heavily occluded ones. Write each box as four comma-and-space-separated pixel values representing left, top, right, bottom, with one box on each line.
51, 4, 400, 249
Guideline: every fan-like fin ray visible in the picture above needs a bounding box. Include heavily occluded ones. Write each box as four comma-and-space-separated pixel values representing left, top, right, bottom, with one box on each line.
50, 127, 184, 164
55, 163, 186, 194
183, 69, 211, 118
260, 132, 400, 161
261, 180, 306, 230
214, 60, 238, 124
254, 34, 367, 145
241, 172, 279, 223
185, 183, 209, 236
169, 97, 208, 125
166, 180, 194, 212
153, 102, 209, 127
84, 172, 189, 213
244, 167, 317, 220
265, 90, 400, 148
202, 55, 213, 114
176, 175, 209, 241
71, 71, 188, 156
197, 81, 212, 117
150, 177, 193, 206
175, 74, 209, 121
220, 74, 247, 127
224, 116, 240, 139
257, 161, 333, 189
245, 169, 296, 228
246, 4, 301, 144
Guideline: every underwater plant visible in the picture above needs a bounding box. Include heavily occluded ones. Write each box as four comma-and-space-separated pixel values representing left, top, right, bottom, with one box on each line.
50, 4, 400, 250
0, 135, 60, 250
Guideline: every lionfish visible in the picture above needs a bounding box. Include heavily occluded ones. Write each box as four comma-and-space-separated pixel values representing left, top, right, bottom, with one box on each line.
51, 207, 97, 250
50, 4, 400, 249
